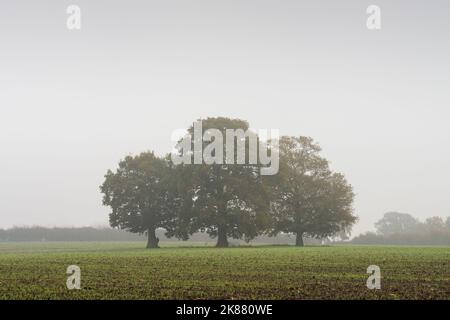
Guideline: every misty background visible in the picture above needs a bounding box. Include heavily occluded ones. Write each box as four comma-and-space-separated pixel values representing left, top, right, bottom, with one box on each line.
0, 0, 449, 237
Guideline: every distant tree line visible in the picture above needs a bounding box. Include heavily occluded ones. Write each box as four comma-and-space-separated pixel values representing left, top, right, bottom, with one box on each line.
0, 227, 144, 242
0, 226, 323, 245
352, 212, 450, 245
100, 117, 357, 248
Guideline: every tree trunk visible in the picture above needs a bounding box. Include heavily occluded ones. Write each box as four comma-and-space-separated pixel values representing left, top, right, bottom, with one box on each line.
216, 225, 229, 248
146, 228, 159, 248
295, 232, 304, 247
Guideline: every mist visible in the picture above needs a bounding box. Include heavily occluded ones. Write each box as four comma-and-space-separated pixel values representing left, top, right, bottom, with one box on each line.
1, 0, 449, 237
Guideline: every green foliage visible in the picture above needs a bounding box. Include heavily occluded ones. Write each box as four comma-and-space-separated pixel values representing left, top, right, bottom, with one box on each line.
267, 136, 357, 245
177, 117, 271, 247
100, 118, 357, 248
100, 152, 177, 247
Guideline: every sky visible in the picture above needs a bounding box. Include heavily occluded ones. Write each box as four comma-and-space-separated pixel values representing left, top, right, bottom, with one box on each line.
0, 0, 449, 236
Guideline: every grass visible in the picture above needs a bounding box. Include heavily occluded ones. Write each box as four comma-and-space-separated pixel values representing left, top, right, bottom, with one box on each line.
0, 242, 448, 300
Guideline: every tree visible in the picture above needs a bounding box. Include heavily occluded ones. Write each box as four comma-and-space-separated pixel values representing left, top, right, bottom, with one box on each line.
424, 216, 446, 232
162, 157, 198, 241
100, 152, 175, 248
268, 136, 356, 246
353, 213, 450, 245
375, 212, 419, 236
174, 117, 271, 247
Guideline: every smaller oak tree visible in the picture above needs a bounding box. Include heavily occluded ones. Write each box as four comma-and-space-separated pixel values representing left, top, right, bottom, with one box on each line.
268, 136, 357, 246
100, 152, 175, 248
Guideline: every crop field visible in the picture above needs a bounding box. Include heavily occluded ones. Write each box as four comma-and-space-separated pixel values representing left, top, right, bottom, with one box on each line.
0, 242, 448, 300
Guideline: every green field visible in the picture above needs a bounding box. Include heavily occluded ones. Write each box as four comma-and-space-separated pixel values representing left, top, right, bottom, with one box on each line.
0, 242, 448, 300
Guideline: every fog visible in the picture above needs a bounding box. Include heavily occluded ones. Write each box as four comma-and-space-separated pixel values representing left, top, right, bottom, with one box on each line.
0, 0, 449, 236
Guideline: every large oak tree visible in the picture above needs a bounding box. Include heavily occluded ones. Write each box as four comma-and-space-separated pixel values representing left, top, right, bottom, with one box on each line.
175, 117, 271, 247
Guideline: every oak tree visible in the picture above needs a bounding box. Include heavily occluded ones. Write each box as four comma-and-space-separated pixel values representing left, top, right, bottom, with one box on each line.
268, 136, 356, 246
100, 152, 175, 248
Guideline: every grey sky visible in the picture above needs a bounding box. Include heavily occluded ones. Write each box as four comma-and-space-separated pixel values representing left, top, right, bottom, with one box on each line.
0, 0, 449, 235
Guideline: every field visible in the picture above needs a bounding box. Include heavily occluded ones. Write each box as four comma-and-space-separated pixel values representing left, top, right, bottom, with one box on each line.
0, 242, 448, 300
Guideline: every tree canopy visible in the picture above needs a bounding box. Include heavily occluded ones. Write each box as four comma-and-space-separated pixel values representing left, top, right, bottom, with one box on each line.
353, 213, 450, 245
175, 117, 271, 247
375, 212, 419, 236
100, 118, 357, 248
267, 136, 356, 246
100, 152, 176, 248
